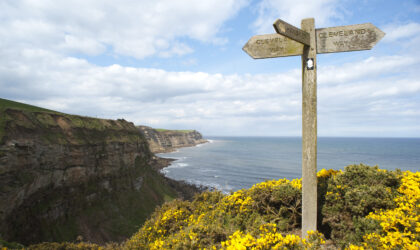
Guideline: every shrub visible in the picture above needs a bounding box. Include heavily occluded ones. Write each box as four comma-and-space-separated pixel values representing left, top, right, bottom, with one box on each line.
221, 227, 325, 250
351, 171, 420, 249
321, 164, 402, 247
26, 242, 102, 250
124, 178, 304, 249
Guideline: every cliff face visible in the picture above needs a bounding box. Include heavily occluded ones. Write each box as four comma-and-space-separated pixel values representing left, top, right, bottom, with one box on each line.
138, 126, 207, 153
0, 108, 186, 245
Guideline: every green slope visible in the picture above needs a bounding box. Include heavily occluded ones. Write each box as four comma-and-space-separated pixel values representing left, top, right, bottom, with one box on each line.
0, 98, 60, 142
0, 98, 59, 113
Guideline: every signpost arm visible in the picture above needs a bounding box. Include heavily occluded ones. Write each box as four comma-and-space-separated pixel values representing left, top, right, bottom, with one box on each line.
301, 18, 317, 238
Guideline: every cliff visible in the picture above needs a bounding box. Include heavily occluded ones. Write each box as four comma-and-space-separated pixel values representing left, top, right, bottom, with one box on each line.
138, 126, 207, 153
0, 98, 199, 245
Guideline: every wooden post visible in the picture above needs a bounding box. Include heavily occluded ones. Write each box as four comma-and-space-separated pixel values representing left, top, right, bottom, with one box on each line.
245, 17, 384, 239
301, 18, 317, 238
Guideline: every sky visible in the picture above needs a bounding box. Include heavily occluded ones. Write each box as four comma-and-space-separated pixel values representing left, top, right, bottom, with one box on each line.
1, 0, 419, 137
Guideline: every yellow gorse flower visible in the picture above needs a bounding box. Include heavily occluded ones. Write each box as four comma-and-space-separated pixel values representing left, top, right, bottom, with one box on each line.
221, 228, 325, 249
349, 171, 420, 249
124, 167, 418, 250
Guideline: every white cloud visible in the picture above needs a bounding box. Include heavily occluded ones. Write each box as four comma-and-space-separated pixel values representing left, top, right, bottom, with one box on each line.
1, 45, 419, 136
0, 48, 304, 135
252, 0, 342, 34
319, 56, 419, 85
383, 22, 420, 42
0, 0, 247, 59
0, 1, 419, 137
60, 35, 106, 55
158, 42, 194, 58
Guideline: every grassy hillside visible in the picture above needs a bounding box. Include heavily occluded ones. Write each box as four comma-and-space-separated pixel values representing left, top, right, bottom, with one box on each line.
0, 98, 138, 144
0, 98, 59, 113
154, 128, 195, 133
0, 98, 58, 141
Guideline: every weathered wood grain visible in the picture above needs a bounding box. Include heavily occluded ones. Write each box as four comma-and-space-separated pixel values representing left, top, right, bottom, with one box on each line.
242, 33, 304, 59
301, 17, 318, 238
316, 23, 385, 53
273, 19, 310, 46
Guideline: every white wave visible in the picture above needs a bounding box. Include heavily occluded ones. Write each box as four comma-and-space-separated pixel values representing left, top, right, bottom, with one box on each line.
166, 162, 189, 169
184, 179, 233, 194
160, 168, 169, 174
173, 156, 188, 160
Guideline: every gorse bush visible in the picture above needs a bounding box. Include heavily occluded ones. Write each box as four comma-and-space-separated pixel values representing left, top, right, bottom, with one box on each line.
221, 228, 325, 249
350, 170, 420, 249
16, 164, 419, 249
321, 164, 402, 247
124, 177, 307, 249
124, 164, 418, 249
124, 168, 334, 249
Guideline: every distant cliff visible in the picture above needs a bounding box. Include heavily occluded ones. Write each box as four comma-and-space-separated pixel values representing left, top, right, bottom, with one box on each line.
138, 126, 207, 153
0, 99, 199, 245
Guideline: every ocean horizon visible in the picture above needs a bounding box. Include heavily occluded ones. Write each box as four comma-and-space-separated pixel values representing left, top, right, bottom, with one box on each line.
158, 136, 420, 193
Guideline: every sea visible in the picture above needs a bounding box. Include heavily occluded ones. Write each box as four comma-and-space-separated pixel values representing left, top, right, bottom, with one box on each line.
158, 137, 420, 193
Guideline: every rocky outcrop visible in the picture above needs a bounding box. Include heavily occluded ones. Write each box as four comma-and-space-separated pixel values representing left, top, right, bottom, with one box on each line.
0, 108, 196, 245
138, 126, 207, 153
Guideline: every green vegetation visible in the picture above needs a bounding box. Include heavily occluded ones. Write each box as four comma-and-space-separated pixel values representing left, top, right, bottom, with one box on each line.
322, 164, 401, 246
0, 238, 24, 249
155, 128, 195, 133
1, 98, 55, 141
0, 98, 142, 144
14, 164, 418, 249
123, 164, 418, 249
0, 98, 59, 113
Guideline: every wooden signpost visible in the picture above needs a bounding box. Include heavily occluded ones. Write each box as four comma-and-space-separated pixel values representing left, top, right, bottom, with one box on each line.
242, 34, 304, 59
316, 23, 385, 53
243, 18, 384, 238
273, 19, 310, 46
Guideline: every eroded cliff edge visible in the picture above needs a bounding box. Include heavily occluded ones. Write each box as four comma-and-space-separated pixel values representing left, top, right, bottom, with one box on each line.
138, 126, 207, 153
0, 104, 198, 245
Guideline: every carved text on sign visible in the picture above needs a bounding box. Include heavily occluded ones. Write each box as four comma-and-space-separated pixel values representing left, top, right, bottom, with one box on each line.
316, 23, 385, 54
242, 33, 304, 59
256, 36, 289, 44
318, 28, 367, 38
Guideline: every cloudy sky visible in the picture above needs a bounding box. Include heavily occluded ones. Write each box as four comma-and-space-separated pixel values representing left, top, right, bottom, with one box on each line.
1, 0, 419, 137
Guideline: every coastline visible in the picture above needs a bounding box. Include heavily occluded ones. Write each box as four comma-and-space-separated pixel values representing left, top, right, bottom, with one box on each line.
149, 154, 206, 200
155, 139, 209, 154
150, 139, 210, 198
149, 136, 420, 194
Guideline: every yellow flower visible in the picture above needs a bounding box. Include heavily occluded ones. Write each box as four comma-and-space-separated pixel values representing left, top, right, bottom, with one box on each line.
317, 168, 340, 178
361, 171, 420, 249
